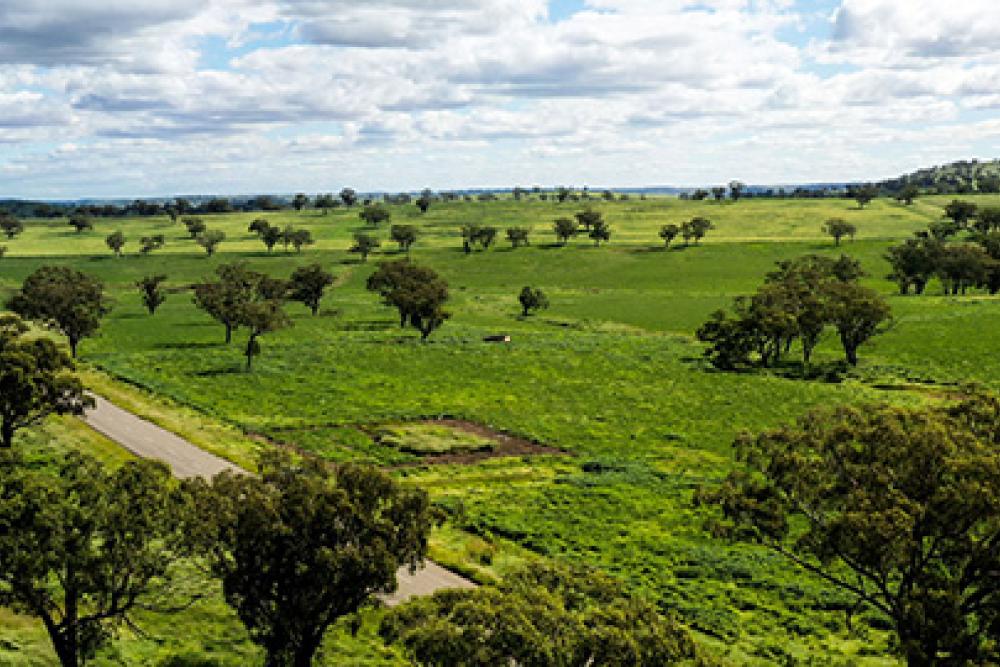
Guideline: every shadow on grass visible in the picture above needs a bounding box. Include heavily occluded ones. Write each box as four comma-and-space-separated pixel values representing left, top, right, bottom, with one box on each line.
337, 319, 396, 332
192, 365, 244, 377
156, 341, 224, 350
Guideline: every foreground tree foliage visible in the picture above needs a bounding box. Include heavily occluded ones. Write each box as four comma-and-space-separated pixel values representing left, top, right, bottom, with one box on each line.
189, 452, 433, 667
0, 451, 194, 666
0, 315, 91, 448
366, 260, 450, 339
7, 266, 110, 357
698, 394, 1000, 666
380, 564, 699, 666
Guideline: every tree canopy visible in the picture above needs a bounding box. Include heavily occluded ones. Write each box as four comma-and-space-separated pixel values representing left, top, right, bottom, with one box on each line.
189, 452, 433, 667
366, 260, 450, 339
381, 563, 698, 666
698, 394, 1000, 665
0, 451, 194, 666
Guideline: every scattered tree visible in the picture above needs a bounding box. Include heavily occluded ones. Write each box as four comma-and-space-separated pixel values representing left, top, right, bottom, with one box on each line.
553, 217, 578, 245
340, 187, 359, 207
350, 232, 380, 262
822, 218, 857, 246
729, 180, 746, 202
260, 224, 283, 253
506, 226, 530, 248
894, 183, 919, 205
359, 202, 391, 226
238, 300, 291, 371
588, 219, 611, 246
416, 193, 432, 214
249, 218, 270, 236
575, 208, 603, 231
7, 266, 110, 357
288, 264, 335, 316
518, 286, 549, 317
685, 216, 714, 245
197, 230, 226, 257
390, 224, 418, 253
292, 193, 310, 211
105, 230, 126, 256
193, 263, 257, 343
366, 260, 450, 339
68, 213, 94, 233
140, 234, 165, 255
136, 275, 168, 315
0, 213, 24, 239
659, 224, 680, 248
183, 217, 206, 238
850, 184, 877, 209
711, 186, 727, 202
283, 227, 314, 253
314, 193, 336, 215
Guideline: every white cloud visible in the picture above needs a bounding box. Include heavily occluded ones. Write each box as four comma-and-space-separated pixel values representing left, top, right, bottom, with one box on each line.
0, 0, 998, 197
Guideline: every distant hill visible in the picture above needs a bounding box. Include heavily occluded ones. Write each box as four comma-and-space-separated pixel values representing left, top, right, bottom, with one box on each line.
880, 158, 1000, 195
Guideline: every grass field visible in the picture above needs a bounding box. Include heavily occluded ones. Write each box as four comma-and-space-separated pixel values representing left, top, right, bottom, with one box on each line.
2, 193, 999, 665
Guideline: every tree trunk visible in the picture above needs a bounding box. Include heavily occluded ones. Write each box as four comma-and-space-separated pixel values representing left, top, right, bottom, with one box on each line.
311, 303, 319, 316
69, 337, 79, 358
1, 420, 13, 448
225, 324, 233, 344
292, 633, 324, 667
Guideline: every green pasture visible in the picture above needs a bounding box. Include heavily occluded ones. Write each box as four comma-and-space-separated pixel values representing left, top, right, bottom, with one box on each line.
2, 193, 999, 664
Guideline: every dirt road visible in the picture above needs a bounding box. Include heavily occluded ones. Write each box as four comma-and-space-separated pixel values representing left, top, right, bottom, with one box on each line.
81, 395, 475, 605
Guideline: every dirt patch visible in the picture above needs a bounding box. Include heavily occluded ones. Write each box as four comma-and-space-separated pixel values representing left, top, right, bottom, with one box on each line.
391, 420, 568, 467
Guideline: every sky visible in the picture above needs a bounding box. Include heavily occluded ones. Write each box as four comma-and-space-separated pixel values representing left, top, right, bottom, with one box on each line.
1, 0, 999, 198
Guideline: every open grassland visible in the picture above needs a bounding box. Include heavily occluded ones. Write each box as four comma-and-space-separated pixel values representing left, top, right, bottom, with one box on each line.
2, 194, 1000, 664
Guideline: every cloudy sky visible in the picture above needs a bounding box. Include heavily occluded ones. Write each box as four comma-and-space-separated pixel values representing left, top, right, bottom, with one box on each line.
1, 0, 998, 198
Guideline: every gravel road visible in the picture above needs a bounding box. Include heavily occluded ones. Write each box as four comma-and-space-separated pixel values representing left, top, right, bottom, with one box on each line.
81, 395, 476, 605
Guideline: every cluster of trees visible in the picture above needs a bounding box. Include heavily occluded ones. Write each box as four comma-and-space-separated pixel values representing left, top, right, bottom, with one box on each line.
552, 208, 611, 246
658, 217, 714, 247
248, 218, 315, 253
0, 436, 434, 667
697, 255, 891, 368
192, 262, 333, 368
699, 393, 1000, 665
880, 158, 1000, 195
886, 200, 1000, 296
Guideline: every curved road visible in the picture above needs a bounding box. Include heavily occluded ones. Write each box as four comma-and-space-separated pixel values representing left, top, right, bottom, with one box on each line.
81, 395, 475, 606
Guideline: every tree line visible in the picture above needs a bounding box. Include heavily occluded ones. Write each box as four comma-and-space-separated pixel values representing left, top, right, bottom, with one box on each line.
886, 200, 1000, 296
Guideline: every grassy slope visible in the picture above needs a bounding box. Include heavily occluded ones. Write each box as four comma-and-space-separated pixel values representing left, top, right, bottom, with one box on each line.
2, 194, 999, 664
